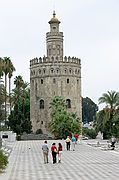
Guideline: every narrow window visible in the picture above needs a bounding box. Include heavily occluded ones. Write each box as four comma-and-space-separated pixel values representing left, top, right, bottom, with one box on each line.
35, 83, 37, 92
39, 69, 41, 74
41, 79, 43, 84
43, 69, 46, 74
53, 78, 56, 84
67, 79, 69, 83
41, 121, 43, 124
40, 100, 44, 109
66, 99, 71, 108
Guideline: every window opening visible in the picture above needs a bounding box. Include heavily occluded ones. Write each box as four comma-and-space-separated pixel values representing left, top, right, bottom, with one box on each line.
40, 100, 44, 109
67, 79, 69, 83
66, 99, 71, 108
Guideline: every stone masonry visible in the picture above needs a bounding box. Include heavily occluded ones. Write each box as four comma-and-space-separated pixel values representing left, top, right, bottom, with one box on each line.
30, 11, 82, 134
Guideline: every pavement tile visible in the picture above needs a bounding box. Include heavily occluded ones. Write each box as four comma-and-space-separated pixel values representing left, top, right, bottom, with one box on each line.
0, 140, 119, 180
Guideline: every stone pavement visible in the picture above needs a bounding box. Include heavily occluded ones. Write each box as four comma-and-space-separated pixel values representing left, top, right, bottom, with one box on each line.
0, 140, 119, 180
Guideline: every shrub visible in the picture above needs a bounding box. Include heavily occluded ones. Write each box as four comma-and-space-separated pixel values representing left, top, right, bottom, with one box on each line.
0, 150, 8, 172
83, 127, 97, 139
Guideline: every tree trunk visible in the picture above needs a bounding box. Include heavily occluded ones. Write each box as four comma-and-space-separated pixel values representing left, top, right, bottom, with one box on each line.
4, 74, 7, 127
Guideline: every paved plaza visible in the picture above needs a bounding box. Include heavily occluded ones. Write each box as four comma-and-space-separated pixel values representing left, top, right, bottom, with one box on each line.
0, 140, 119, 180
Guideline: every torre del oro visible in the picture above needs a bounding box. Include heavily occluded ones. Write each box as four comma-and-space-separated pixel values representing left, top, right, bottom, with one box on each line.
30, 12, 82, 134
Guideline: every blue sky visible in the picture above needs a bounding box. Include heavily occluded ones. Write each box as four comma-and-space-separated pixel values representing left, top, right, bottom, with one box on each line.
0, 0, 119, 107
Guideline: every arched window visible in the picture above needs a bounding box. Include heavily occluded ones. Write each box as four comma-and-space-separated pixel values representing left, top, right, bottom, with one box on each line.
66, 99, 71, 108
67, 78, 69, 83
41, 79, 43, 84
39, 99, 44, 109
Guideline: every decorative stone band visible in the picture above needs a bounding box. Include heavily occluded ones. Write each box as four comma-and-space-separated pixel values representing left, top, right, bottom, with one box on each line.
30, 56, 81, 66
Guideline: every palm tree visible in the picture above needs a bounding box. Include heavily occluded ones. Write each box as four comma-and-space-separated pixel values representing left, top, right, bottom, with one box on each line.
8, 59, 15, 113
99, 91, 119, 109
14, 75, 24, 89
98, 91, 119, 136
0, 57, 4, 79
2, 57, 11, 126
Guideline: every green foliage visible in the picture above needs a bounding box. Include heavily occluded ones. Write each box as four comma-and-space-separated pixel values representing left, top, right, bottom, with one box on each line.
94, 91, 119, 139
49, 96, 81, 139
83, 127, 97, 139
0, 150, 8, 171
82, 97, 98, 123
8, 77, 32, 135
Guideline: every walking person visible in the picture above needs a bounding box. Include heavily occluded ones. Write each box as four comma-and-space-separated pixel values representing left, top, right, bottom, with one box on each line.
66, 136, 71, 151
58, 143, 63, 163
71, 135, 76, 151
51, 143, 57, 164
42, 140, 49, 164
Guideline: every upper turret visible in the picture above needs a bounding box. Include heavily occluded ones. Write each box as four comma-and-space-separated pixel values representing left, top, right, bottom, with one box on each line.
49, 11, 60, 24
46, 11, 64, 59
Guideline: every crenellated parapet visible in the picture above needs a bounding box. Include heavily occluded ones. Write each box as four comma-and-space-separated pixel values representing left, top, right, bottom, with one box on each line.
30, 56, 81, 66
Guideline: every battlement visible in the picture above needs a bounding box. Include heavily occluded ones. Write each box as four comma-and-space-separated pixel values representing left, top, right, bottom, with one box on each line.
30, 56, 81, 66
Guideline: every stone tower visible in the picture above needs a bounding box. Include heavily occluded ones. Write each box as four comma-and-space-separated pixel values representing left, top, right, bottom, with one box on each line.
30, 12, 82, 134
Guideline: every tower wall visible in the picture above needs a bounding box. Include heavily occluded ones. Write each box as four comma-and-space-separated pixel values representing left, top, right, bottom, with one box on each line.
30, 56, 82, 133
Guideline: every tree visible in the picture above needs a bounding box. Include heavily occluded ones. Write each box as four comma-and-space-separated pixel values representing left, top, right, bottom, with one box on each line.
0, 78, 5, 126
0, 58, 4, 78
82, 97, 98, 123
8, 59, 15, 113
2, 57, 10, 126
98, 91, 119, 109
99, 91, 119, 134
8, 77, 32, 135
94, 91, 119, 139
49, 96, 81, 139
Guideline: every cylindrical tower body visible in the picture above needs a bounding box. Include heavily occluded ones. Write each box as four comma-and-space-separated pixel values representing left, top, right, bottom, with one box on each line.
30, 12, 82, 134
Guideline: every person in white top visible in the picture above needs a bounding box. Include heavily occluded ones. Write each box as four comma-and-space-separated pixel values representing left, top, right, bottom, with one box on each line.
42, 140, 49, 163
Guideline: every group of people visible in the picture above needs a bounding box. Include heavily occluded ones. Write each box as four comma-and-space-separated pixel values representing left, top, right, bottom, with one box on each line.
42, 134, 79, 164
42, 141, 63, 164
66, 134, 79, 151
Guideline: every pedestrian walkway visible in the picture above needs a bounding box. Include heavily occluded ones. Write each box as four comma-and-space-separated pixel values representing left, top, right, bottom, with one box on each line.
0, 140, 119, 180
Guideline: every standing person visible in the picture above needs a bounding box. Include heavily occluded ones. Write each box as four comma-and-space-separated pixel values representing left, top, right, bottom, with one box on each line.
51, 143, 57, 164
71, 135, 76, 151
66, 136, 71, 151
111, 136, 116, 150
42, 140, 49, 164
74, 133, 79, 144
58, 143, 63, 163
